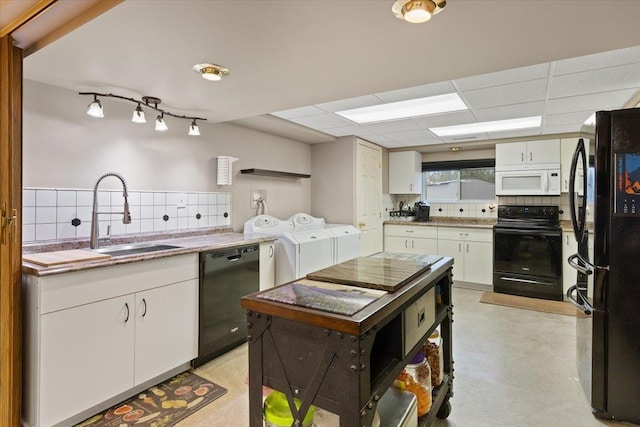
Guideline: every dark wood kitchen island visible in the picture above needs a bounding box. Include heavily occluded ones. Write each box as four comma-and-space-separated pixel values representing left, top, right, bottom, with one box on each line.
241, 252, 454, 427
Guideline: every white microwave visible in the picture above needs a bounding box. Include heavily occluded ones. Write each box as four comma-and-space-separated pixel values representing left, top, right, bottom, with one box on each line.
496, 168, 561, 196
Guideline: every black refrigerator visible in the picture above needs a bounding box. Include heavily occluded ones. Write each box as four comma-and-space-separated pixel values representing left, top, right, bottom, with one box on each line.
567, 107, 640, 424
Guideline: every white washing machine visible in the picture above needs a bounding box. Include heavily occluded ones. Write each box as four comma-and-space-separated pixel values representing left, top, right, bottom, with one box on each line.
289, 213, 361, 264
244, 215, 335, 286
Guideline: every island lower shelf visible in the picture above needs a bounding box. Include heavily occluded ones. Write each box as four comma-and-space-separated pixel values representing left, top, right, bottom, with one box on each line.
241, 253, 455, 427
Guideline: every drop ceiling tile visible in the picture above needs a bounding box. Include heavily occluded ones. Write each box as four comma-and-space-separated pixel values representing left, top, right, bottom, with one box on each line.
323, 124, 378, 137
548, 62, 640, 99
552, 45, 640, 76
487, 128, 543, 139
545, 88, 638, 115
412, 110, 477, 129
393, 135, 443, 146
290, 113, 352, 129
272, 105, 327, 119
361, 134, 395, 145
315, 95, 383, 113
384, 129, 438, 142
454, 63, 549, 91
542, 124, 582, 134
461, 78, 548, 109
473, 102, 545, 122
375, 81, 457, 103
544, 110, 595, 127
362, 119, 422, 133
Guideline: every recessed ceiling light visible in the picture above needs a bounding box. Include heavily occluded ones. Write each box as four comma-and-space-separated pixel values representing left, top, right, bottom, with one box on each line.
430, 116, 542, 137
193, 63, 230, 81
335, 93, 467, 124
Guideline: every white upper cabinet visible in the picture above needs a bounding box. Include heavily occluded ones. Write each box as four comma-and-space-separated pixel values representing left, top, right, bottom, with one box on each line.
389, 151, 422, 194
496, 139, 560, 168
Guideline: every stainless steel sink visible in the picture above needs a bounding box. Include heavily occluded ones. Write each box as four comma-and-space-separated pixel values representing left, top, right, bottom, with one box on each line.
92, 243, 182, 257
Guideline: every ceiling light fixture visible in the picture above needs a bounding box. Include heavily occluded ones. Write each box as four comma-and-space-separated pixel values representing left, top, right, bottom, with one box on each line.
193, 63, 230, 81
188, 120, 200, 136
79, 92, 205, 136
430, 116, 542, 137
336, 93, 467, 124
86, 95, 104, 118
131, 103, 146, 123
392, 0, 446, 24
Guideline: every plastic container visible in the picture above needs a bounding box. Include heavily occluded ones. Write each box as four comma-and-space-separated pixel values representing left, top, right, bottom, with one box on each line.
263, 391, 316, 427
402, 352, 432, 416
422, 329, 444, 387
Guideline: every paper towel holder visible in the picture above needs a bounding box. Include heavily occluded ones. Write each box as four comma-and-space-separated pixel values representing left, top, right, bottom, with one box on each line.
217, 156, 238, 185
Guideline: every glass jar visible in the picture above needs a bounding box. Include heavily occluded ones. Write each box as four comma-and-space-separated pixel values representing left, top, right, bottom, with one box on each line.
422, 329, 444, 387
404, 352, 432, 416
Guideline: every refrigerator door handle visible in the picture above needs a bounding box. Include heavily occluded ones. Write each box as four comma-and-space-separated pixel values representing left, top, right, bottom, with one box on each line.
567, 285, 593, 316
567, 253, 594, 275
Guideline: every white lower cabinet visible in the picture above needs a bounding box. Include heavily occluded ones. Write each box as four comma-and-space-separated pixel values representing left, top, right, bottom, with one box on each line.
562, 231, 577, 299
437, 227, 493, 285
384, 225, 438, 254
259, 241, 275, 290
40, 295, 135, 427
23, 254, 199, 427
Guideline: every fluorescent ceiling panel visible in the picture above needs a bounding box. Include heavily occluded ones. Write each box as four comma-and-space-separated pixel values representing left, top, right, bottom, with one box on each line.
335, 93, 467, 124
430, 116, 542, 137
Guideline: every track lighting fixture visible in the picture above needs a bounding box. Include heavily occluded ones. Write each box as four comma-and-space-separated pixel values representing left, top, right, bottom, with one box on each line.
79, 92, 206, 136
86, 95, 104, 118
131, 103, 146, 123
188, 120, 200, 136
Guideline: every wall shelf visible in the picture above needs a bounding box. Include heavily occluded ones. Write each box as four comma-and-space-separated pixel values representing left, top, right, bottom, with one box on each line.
240, 169, 310, 179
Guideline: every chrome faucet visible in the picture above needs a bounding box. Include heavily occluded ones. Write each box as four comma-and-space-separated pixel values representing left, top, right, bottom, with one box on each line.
90, 172, 131, 249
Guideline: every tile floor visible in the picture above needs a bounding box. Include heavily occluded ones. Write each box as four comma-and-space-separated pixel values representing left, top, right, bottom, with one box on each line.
178, 288, 632, 426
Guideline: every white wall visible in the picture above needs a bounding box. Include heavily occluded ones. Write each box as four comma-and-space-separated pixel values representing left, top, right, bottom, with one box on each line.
23, 80, 312, 232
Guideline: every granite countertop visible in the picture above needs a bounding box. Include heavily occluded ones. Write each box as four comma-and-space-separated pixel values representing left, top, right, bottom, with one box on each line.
384, 217, 496, 229
22, 228, 277, 277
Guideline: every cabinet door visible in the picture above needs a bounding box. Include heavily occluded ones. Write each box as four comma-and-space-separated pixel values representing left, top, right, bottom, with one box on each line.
410, 237, 438, 255
464, 241, 494, 285
560, 138, 580, 192
437, 239, 463, 281
562, 231, 578, 300
389, 151, 422, 194
527, 139, 560, 165
40, 295, 135, 427
259, 242, 275, 290
134, 280, 198, 385
385, 235, 410, 253
495, 141, 526, 166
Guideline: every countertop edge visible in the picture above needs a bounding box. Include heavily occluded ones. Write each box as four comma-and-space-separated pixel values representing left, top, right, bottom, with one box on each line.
22, 233, 277, 277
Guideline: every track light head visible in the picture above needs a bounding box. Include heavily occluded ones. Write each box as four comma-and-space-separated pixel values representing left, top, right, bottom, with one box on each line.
86, 95, 104, 118
155, 114, 168, 132
131, 103, 146, 123
188, 120, 200, 136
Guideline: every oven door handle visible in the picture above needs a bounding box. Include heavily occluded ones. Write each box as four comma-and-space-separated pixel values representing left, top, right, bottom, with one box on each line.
567, 253, 593, 275
567, 284, 593, 316
494, 228, 560, 237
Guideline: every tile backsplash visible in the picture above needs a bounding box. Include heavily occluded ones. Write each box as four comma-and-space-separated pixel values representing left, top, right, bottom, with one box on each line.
23, 187, 231, 243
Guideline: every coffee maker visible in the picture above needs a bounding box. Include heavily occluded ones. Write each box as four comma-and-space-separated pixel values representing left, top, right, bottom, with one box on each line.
414, 202, 430, 222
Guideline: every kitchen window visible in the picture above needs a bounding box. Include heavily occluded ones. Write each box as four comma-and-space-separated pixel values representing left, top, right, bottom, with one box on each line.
422, 159, 496, 202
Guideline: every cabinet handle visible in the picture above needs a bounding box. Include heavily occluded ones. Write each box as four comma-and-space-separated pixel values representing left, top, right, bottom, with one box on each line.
124, 303, 130, 323
467, 243, 469, 253
142, 298, 147, 317
412, 240, 415, 249
530, 152, 533, 162
410, 184, 413, 191
521, 152, 524, 162
566, 235, 569, 245
405, 239, 408, 248
269, 245, 274, 258
405, 230, 414, 233
458, 243, 462, 252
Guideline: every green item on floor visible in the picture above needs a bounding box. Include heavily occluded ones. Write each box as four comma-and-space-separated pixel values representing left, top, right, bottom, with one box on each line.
263, 391, 316, 427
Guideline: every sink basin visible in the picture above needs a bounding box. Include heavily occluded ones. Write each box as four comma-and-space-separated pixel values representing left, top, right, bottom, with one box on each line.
93, 243, 182, 257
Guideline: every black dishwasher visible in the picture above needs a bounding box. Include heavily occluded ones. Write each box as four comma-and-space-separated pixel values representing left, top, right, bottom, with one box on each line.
193, 244, 260, 367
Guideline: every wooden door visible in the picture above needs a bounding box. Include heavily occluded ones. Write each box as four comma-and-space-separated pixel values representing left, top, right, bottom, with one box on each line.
356, 139, 382, 256
0, 35, 23, 427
